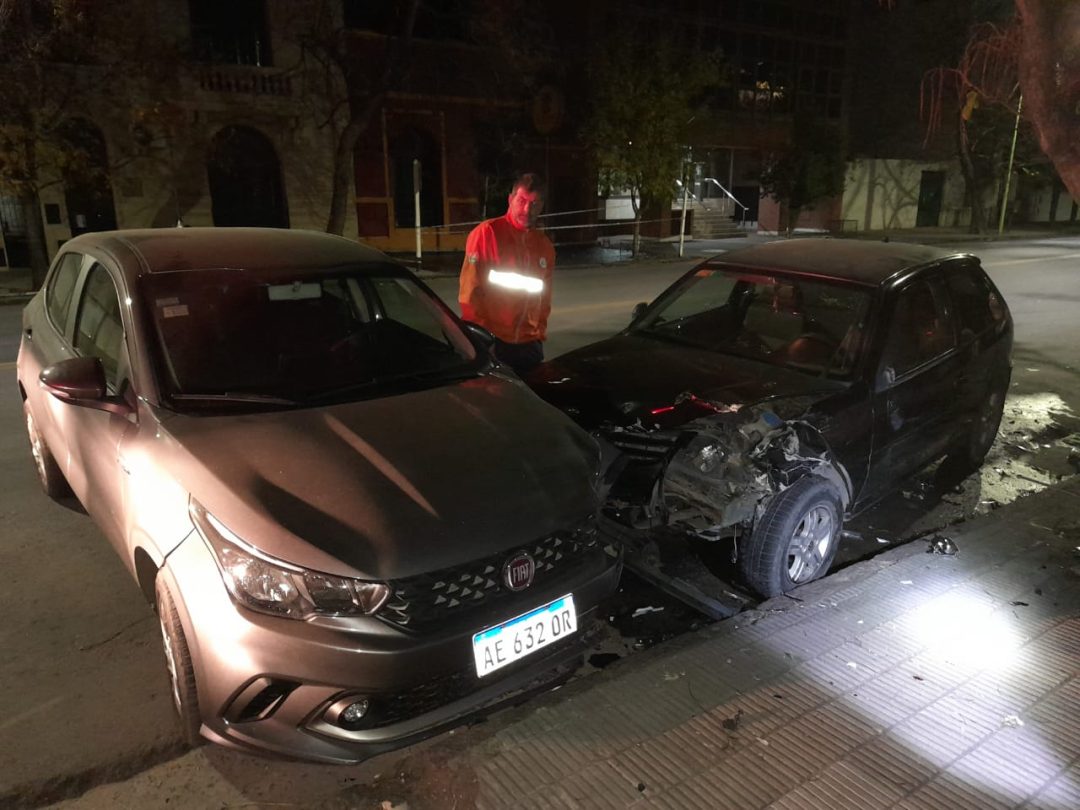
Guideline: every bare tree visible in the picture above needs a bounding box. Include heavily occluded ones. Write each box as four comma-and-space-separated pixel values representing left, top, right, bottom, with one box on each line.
289, 0, 420, 236
0, 0, 172, 284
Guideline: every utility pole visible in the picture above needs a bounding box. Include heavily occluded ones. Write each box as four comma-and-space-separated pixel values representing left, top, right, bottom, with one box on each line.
998, 93, 1023, 236
678, 162, 690, 258
413, 159, 423, 268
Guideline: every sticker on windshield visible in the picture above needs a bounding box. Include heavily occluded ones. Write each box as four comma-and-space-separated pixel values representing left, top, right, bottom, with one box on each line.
162, 304, 189, 318
268, 282, 322, 301
155, 297, 180, 307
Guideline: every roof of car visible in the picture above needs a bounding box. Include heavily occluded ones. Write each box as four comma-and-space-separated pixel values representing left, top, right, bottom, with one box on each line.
706, 238, 970, 286
63, 227, 392, 276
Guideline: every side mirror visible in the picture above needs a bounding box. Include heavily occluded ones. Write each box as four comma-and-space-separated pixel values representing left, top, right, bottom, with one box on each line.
40, 357, 131, 416
631, 302, 648, 323
460, 320, 496, 350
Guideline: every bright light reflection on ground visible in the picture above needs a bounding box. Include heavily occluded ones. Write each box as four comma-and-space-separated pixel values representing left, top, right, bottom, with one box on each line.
904, 591, 1021, 672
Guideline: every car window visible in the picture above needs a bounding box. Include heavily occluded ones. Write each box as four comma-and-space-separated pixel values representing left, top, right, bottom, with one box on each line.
648, 267, 739, 325
143, 266, 479, 409
46, 252, 83, 335
635, 265, 871, 380
946, 260, 1002, 336
945, 262, 997, 338
880, 278, 956, 380
74, 263, 125, 390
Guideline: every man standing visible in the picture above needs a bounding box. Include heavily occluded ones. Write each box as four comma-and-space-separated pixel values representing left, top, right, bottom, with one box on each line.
458, 173, 554, 375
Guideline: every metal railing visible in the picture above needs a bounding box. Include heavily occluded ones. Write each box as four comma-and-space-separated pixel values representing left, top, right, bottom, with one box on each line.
702, 177, 749, 226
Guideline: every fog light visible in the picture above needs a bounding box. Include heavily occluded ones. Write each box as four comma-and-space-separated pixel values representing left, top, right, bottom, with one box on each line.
340, 699, 370, 725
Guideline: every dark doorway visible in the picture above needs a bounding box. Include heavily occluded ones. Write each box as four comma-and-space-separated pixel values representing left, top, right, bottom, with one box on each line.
208, 126, 289, 228
916, 170, 945, 227
390, 127, 443, 229
58, 119, 118, 237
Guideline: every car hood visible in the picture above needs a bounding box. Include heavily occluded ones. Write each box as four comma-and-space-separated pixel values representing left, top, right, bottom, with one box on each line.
157, 375, 599, 581
528, 332, 845, 429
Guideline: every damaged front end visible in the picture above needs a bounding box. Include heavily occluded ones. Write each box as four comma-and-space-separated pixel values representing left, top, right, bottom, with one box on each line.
603, 402, 851, 540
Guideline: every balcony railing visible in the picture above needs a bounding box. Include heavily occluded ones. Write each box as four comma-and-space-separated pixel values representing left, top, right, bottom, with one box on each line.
197, 67, 292, 97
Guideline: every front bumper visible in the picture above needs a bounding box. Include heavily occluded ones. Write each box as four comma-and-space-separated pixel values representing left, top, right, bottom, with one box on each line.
162, 531, 622, 763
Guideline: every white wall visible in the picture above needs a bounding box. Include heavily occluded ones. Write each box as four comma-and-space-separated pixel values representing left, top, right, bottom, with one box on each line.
842, 157, 967, 230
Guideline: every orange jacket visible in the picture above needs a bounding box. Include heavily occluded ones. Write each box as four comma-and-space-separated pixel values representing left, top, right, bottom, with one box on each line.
458, 213, 555, 344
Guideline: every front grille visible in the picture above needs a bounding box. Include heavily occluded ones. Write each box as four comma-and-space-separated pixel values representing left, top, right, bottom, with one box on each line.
602, 428, 683, 463
380, 521, 600, 633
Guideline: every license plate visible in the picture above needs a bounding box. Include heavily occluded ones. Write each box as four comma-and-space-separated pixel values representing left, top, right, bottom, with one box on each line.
472, 594, 577, 678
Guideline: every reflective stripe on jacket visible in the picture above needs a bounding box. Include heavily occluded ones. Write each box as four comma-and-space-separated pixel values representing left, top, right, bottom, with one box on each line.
458, 213, 555, 344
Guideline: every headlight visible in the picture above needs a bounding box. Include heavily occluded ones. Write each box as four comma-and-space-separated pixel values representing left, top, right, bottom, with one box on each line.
189, 499, 390, 620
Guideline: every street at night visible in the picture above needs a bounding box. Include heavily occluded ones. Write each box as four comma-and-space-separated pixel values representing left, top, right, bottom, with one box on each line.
2, 234, 1079, 808
3, 0, 1080, 805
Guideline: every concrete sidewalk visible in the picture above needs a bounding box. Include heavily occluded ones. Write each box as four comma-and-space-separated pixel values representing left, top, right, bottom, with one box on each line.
49, 477, 1080, 809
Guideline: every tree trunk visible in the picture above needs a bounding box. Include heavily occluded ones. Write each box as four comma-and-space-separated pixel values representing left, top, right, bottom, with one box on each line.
1015, 0, 1080, 204
957, 122, 986, 234
22, 193, 49, 289
786, 204, 801, 236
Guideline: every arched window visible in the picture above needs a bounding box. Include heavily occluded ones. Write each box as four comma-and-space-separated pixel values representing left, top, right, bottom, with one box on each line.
207, 126, 289, 228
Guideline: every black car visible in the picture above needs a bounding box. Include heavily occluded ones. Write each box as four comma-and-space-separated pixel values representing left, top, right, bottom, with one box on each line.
529, 239, 1012, 598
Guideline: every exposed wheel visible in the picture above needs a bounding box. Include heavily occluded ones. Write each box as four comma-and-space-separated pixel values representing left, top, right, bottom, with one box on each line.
23, 401, 71, 499
950, 382, 1007, 471
739, 475, 842, 598
156, 577, 203, 747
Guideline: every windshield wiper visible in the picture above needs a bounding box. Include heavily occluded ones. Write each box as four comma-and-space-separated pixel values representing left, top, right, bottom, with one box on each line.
170, 393, 299, 406
302, 366, 479, 404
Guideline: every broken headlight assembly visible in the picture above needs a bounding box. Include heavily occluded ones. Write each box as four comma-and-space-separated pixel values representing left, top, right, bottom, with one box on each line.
190, 499, 390, 620
694, 443, 725, 473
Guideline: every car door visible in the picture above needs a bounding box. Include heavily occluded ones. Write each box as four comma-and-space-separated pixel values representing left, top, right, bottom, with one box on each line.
22, 251, 90, 476
64, 260, 139, 548
864, 273, 962, 498
942, 258, 1011, 429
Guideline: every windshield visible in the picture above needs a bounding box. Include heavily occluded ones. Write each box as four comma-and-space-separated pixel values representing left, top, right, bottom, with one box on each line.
142, 266, 478, 410
634, 264, 872, 380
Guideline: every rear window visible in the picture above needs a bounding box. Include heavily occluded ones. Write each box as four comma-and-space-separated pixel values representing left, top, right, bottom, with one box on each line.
945, 263, 998, 336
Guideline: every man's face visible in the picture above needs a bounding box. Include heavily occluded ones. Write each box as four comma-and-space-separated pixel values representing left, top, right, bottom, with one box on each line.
507, 186, 544, 230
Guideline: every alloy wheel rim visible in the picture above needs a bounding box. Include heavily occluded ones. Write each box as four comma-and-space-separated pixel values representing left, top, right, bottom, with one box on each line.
786, 505, 834, 583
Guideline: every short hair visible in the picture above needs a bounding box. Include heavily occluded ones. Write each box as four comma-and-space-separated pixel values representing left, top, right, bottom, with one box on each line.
511, 172, 546, 197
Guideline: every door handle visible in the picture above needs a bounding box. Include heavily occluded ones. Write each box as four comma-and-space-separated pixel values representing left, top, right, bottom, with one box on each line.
23, 327, 32, 341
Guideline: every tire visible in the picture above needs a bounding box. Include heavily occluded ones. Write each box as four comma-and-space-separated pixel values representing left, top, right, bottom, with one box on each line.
739, 475, 842, 599
23, 401, 71, 499
156, 577, 203, 747
950, 382, 1007, 471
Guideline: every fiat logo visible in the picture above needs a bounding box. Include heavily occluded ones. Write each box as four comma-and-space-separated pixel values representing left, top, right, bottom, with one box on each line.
502, 552, 535, 592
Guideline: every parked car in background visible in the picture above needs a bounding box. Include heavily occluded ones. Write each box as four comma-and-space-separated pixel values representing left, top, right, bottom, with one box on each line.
529, 239, 1012, 598
17, 228, 621, 763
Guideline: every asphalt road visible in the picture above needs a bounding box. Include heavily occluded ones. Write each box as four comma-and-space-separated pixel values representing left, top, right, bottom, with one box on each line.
0, 234, 1078, 807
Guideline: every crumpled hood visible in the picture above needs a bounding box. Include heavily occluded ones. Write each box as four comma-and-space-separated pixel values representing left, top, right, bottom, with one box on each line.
529, 333, 845, 429
160, 376, 599, 580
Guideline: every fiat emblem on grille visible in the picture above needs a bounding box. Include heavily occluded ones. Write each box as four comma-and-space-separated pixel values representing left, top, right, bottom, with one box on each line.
502, 552, 535, 592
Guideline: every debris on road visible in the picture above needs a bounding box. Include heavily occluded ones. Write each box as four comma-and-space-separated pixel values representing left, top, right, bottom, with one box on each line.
927, 535, 958, 555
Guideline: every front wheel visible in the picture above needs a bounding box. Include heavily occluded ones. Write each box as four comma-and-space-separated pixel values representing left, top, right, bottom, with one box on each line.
739, 476, 842, 599
156, 578, 203, 747
24, 401, 71, 499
